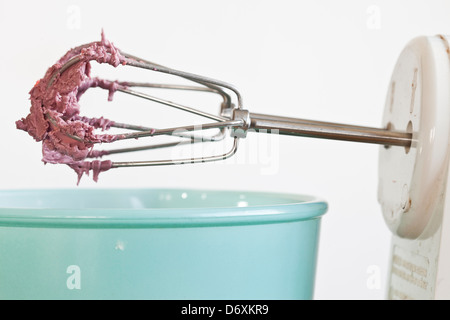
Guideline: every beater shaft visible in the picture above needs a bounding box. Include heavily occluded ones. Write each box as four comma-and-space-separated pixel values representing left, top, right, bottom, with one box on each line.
249, 113, 412, 147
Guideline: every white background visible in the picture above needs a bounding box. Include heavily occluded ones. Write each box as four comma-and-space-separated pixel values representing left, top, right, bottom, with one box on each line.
1, 0, 450, 300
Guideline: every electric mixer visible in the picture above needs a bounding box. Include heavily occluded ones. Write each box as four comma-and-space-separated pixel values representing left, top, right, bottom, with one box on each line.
17, 34, 450, 299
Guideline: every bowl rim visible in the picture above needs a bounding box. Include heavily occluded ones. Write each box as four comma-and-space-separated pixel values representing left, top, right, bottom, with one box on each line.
0, 188, 328, 228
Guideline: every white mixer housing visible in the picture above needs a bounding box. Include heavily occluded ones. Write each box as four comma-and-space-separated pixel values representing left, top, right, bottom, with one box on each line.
378, 35, 450, 299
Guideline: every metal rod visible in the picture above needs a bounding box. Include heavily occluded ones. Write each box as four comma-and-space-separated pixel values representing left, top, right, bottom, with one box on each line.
123, 55, 244, 110
250, 114, 412, 147
115, 119, 243, 140
101, 140, 195, 155
111, 137, 239, 168
250, 112, 385, 131
118, 87, 227, 122
122, 82, 216, 92
110, 121, 224, 142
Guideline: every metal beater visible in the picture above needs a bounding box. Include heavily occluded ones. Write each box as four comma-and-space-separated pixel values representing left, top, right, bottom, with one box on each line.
44, 43, 413, 169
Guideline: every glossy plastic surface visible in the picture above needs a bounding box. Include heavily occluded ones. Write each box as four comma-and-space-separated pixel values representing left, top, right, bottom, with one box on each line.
0, 188, 327, 300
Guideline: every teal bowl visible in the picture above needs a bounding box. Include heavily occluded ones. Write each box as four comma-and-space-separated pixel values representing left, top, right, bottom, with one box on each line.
0, 188, 327, 300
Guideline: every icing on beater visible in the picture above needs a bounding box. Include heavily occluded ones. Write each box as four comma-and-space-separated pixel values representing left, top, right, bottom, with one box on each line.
16, 31, 127, 184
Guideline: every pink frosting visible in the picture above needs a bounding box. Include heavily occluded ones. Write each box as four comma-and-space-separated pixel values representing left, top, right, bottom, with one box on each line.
16, 31, 126, 184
